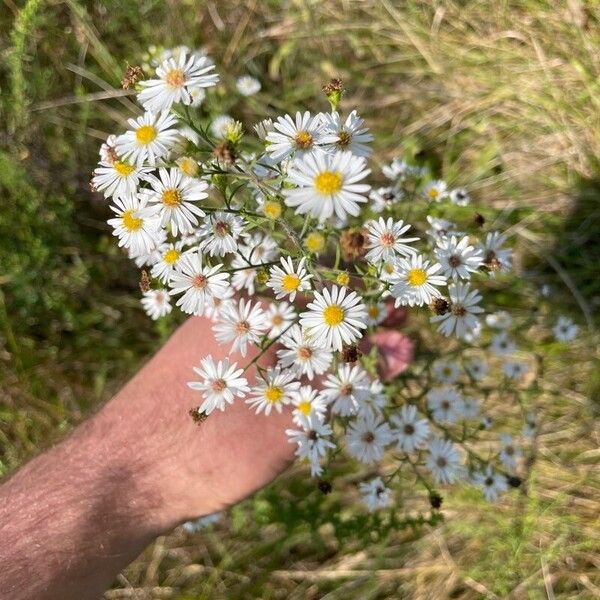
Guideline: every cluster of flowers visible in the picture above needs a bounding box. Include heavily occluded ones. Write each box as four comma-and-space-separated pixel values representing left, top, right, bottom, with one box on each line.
94, 47, 579, 512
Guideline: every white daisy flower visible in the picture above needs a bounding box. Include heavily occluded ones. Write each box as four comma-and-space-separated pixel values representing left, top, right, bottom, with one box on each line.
277, 324, 333, 380
499, 434, 521, 471
430, 282, 484, 338
485, 310, 512, 329
369, 186, 403, 213
99, 134, 118, 163
267, 256, 312, 301
425, 215, 463, 242
231, 255, 259, 296
478, 231, 512, 272
265, 111, 325, 163
116, 111, 179, 166
198, 212, 246, 257
107, 195, 160, 257
522, 412, 537, 439
254, 118, 275, 141
286, 415, 335, 474
246, 367, 300, 415
168, 252, 230, 316
490, 332, 516, 356
503, 360, 529, 380
140, 288, 172, 320
356, 379, 389, 417
231, 234, 279, 295
300, 285, 368, 352
150, 242, 186, 284
365, 301, 387, 326
382, 158, 410, 181
423, 179, 449, 202
390, 254, 447, 307
213, 298, 267, 357
426, 438, 462, 484
481, 415, 493, 430
473, 465, 508, 502
346, 412, 393, 464
320, 110, 374, 157
359, 477, 392, 512
130, 228, 167, 267
146, 167, 208, 236
435, 235, 484, 280
321, 363, 371, 416
284, 150, 371, 221
203, 286, 235, 322
461, 396, 481, 419
236, 75, 261, 96
465, 357, 489, 380
210, 114, 235, 139
450, 187, 471, 206
266, 301, 297, 339
364, 217, 419, 264
553, 316, 578, 342
187, 356, 250, 415
92, 159, 151, 200
427, 386, 464, 424
290, 385, 328, 426
433, 360, 461, 384
137, 50, 219, 113
390, 404, 430, 453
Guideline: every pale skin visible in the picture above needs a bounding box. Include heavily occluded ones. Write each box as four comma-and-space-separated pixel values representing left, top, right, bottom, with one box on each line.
0, 316, 295, 600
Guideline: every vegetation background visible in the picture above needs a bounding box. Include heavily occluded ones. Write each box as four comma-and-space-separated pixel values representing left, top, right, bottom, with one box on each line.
1, 0, 600, 597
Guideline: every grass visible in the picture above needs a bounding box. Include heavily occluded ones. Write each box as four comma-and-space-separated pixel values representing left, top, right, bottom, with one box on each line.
1, 0, 599, 597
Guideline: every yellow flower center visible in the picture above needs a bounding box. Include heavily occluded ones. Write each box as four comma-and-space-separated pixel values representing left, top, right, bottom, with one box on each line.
162, 188, 182, 207
263, 200, 282, 219
122, 210, 143, 232
323, 304, 344, 326
282, 273, 301, 292
165, 68, 186, 88
294, 130, 313, 149
368, 306, 380, 318
305, 232, 325, 253
271, 314, 283, 326
314, 171, 343, 195
298, 401, 312, 416
135, 125, 157, 145
265, 386, 284, 403
163, 248, 180, 264
428, 188, 439, 199
114, 160, 135, 177
407, 268, 427, 286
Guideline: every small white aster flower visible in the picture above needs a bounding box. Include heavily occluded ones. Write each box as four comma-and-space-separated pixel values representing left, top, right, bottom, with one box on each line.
187, 356, 250, 415
522, 412, 537, 439
168, 252, 230, 316
490, 332, 516, 356
427, 386, 464, 424
131, 228, 167, 267
107, 195, 160, 257
266, 302, 297, 339
364, 217, 419, 264
369, 186, 403, 213
426, 438, 462, 484
481, 415, 493, 430
116, 111, 179, 166
286, 415, 335, 474
382, 158, 410, 181
390, 405, 430, 453
137, 50, 219, 113
151, 242, 186, 284
346, 412, 393, 465
182, 512, 222, 533
284, 151, 371, 221
465, 357, 489, 380
140, 289, 172, 320
265, 111, 325, 163
431, 282, 484, 338
99, 134, 118, 163
213, 298, 267, 357
146, 167, 208, 236
320, 110, 374, 157
246, 367, 300, 415
553, 316, 578, 342
423, 179, 449, 202
450, 187, 471, 206
290, 386, 328, 426
485, 310, 512, 329
499, 434, 522, 471
435, 235, 484, 281
267, 256, 312, 301
321, 363, 371, 416
300, 285, 368, 352
433, 360, 461, 384
503, 360, 529, 380
390, 254, 447, 307
198, 212, 246, 257
356, 379, 388, 417
478, 231, 512, 272
236, 75, 261, 96
277, 324, 333, 380
425, 215, 463, 242
254, 118, 275, 141
203, 286, 235, 322
461, 396, 481, 419
473, 465, 508, 502
92, 159, 152, 200
365, 301, 387, 326
359, 477, 392, 512
210, 114, 235, 139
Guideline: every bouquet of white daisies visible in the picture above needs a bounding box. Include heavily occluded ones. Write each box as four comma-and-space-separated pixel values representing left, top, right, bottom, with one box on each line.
92, 46, 579, 512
